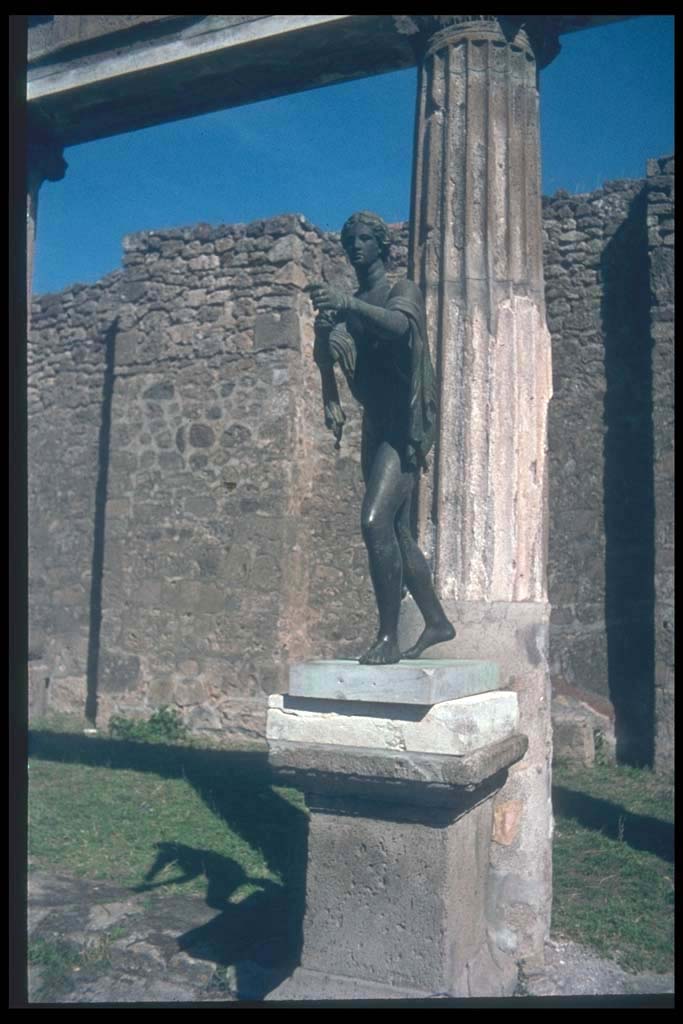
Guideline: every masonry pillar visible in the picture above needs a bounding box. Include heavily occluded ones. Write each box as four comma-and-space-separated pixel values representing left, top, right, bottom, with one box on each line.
396, 15, 560, 967
646, 155, 675, 775
24, 119, 67, 721
27, 117, 66, 315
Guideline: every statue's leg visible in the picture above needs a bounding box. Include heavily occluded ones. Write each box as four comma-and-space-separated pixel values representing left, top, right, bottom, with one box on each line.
396, 496, 456, 659
359, 442, 413, 665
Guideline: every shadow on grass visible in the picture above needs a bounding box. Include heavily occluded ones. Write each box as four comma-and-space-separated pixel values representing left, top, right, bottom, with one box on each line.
552, 785, 673, 862
28, 730, 308, 997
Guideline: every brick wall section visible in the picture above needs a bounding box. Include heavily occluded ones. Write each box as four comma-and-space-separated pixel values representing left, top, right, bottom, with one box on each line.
647, 156, 675, 773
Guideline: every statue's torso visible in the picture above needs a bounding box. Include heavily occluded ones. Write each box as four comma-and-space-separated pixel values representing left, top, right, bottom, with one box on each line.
346, 279, 412, 441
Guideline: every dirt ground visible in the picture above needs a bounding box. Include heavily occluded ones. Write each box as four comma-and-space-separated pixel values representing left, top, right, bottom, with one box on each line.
24, 867, 674, 1005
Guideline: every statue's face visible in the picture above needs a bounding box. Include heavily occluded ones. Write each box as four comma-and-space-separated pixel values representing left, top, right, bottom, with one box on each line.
343, 223, 382, 268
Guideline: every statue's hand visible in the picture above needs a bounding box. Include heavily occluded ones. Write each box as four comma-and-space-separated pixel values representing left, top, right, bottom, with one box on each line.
324, 400, 346, 448
314, 308, 339, 332
310, 284, 352, 316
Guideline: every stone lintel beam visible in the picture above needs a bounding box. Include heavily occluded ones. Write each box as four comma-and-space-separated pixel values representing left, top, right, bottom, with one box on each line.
27, 15, 417, 147
27, 14, 638, 148
28, 15, 189, 63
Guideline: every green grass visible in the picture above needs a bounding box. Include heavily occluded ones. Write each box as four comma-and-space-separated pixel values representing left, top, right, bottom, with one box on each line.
29, 936, 82, 1001
28, 725, 307, 903
29, 759, 272, 893
28, 725, 674, 978
552, 763, 674, 973
28, 722, 309, 1001
29, 927, 132, 1002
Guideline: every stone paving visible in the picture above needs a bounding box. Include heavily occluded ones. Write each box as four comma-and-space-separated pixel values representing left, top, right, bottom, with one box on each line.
26, 867, 674, 1004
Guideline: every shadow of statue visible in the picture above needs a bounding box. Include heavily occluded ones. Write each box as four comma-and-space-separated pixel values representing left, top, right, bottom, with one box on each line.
132, 840, 298, 995
29, 732, 309, 994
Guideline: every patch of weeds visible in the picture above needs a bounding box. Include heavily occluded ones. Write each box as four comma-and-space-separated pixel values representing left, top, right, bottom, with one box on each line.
81, 932, 115, 969
206, 964, 237, 997
29, 935, 80, 1001
29, 926, 131, 1002
593, 730, 614, 767
80, 924, 131, 971
109, 706, 188, 744
272, 784, 308, 814
554, 763, 674, 821
29, 742, 307, 898
228, 881, 267, 905
513, 963, 530, 997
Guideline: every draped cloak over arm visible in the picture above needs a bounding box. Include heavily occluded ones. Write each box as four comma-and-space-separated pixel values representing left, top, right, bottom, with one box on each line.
313, 278, 436, 471
313, 314, 348, 446
385, 279, 437, 472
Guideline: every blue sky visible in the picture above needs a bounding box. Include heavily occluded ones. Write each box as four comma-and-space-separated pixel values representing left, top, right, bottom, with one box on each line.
33, 16, 674, 296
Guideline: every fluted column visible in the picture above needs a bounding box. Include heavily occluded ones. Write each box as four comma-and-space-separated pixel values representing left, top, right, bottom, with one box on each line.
403, 16, 552, 603
396, 15, 561, 970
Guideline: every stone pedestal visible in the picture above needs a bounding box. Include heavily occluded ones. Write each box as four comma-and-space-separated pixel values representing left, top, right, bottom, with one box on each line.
265, 661, 527, 1000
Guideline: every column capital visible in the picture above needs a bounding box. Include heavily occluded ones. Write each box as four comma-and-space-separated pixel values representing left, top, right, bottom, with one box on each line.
26, 112, 67, 310
393, 14, 564, 69
27, 113, 67, 189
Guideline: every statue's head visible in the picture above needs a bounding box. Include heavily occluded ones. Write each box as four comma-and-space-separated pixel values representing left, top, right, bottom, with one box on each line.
341, 211, 391, 265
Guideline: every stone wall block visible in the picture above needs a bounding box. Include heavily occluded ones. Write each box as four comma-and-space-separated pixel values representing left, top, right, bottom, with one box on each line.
267, 234, 304, 265
98, 651, 141, 693
253, 310, 300, 352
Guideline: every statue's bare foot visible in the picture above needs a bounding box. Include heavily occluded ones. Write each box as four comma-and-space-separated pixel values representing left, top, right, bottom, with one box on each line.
401, 620, 456, 660
358, 635, 401, 665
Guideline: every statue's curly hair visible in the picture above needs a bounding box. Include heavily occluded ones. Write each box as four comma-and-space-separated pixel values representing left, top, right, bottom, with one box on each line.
341, 211, 391, 263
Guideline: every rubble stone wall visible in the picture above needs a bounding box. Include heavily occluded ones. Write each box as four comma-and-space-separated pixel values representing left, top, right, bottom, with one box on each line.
29, 165, 673, 766
543, 157, 674, 767
647, 157, 675, 773
543, 178, 653, 762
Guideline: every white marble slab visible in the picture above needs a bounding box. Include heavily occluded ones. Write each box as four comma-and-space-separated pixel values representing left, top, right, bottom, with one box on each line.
288, 659, 499, 705
266, 690, 518, 756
